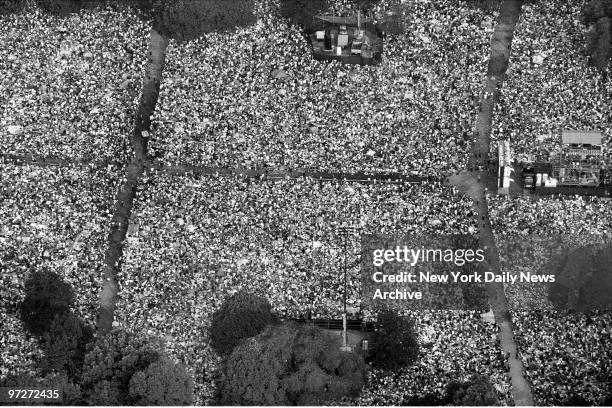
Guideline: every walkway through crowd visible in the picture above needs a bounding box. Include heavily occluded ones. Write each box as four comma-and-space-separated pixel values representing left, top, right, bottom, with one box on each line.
96, 28, 169, 334
450, 0, 535, 404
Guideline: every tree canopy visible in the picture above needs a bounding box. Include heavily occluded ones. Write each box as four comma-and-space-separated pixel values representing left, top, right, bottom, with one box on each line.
146, 0, 256, 42
446, 374, 500, 406
582, 0, 612, 71
81, 329, 163, 405
217, 322, 366, 405
128, 358, 194, 405
209, 290, 277, 355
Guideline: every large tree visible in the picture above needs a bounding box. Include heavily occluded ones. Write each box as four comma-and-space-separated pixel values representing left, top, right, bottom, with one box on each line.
446, 374, 500, 406
582, 0, 612, 72
209, 290, 277, 356
128, 358, 194, 405
144, 0, 256, 42
279, 0, 334, 34
217, 322, 366, 405
81, 329, 163, 405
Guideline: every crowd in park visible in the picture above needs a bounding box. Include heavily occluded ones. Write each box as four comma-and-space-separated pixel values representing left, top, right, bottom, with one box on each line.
489, 194, 612, 235
149, 0, 495, 178
0, 5, 148, 163
114, 171, 612, 404
116, 172, 477, 401
0, 163, 118, 318
3, 166, 608, 402
513, 310, 612, 406
0, 2, 146, 385
1, 0, 612, 405
492, 0, 612, 163
0, 163, 117, 381
357, 310, 511, 405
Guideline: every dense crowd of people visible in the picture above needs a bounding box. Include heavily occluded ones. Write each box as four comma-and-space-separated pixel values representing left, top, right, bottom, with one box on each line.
0, 5, 148, 163
0, 163, 117, 379
113, 171, 612, 404
491, 0, 612, 163
1, 0, 611, 406
116, 171, 477, 402
357, 311, 511, 405
0, 311, 41, 381
489, 194, 612, 235
513, 310, 612, 405
149, 0, 495, 177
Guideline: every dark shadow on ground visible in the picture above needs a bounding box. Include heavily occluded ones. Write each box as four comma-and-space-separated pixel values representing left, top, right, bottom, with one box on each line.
279, 0, 328, 33
149, 0, 256, 43
545, 244, 612, 311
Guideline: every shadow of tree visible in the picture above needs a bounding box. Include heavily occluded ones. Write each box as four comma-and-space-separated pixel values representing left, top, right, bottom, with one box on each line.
545, 244, 612, 311
279, 0, 328, 34
149, 0, 257, 43
18, 270, 94, 383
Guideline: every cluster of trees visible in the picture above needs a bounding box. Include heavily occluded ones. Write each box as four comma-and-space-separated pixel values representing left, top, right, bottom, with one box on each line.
211, 291, 366, 405
211, 292, 423, 405
3, 277, 508, 405
80, 329, 193, 405
217, 322, 366, 405
1, 270, 512, 406
2, 270, 193, 405
209, 292, 504, 406
445, 374, 500, 406
582, 0, 612, 72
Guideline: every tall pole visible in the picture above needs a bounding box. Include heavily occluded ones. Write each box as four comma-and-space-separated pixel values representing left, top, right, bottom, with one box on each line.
343, 230, 348, 348
338, 224, 355, 351
343, 231, 347, 317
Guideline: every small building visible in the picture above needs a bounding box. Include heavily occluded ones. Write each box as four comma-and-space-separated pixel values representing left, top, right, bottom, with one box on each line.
310, 13, 383, 65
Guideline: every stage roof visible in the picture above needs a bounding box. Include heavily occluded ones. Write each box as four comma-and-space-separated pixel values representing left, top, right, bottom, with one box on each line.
561, 130, 602, 145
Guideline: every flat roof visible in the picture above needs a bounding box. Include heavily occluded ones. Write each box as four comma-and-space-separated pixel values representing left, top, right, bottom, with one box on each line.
561, 130, 602, 145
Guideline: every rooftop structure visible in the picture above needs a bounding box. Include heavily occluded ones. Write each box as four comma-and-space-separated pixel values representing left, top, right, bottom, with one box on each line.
561, 130, 602, 146
310, 12, 383, 65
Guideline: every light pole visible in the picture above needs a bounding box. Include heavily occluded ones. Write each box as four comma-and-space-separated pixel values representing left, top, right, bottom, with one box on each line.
337, 224, 357, 351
